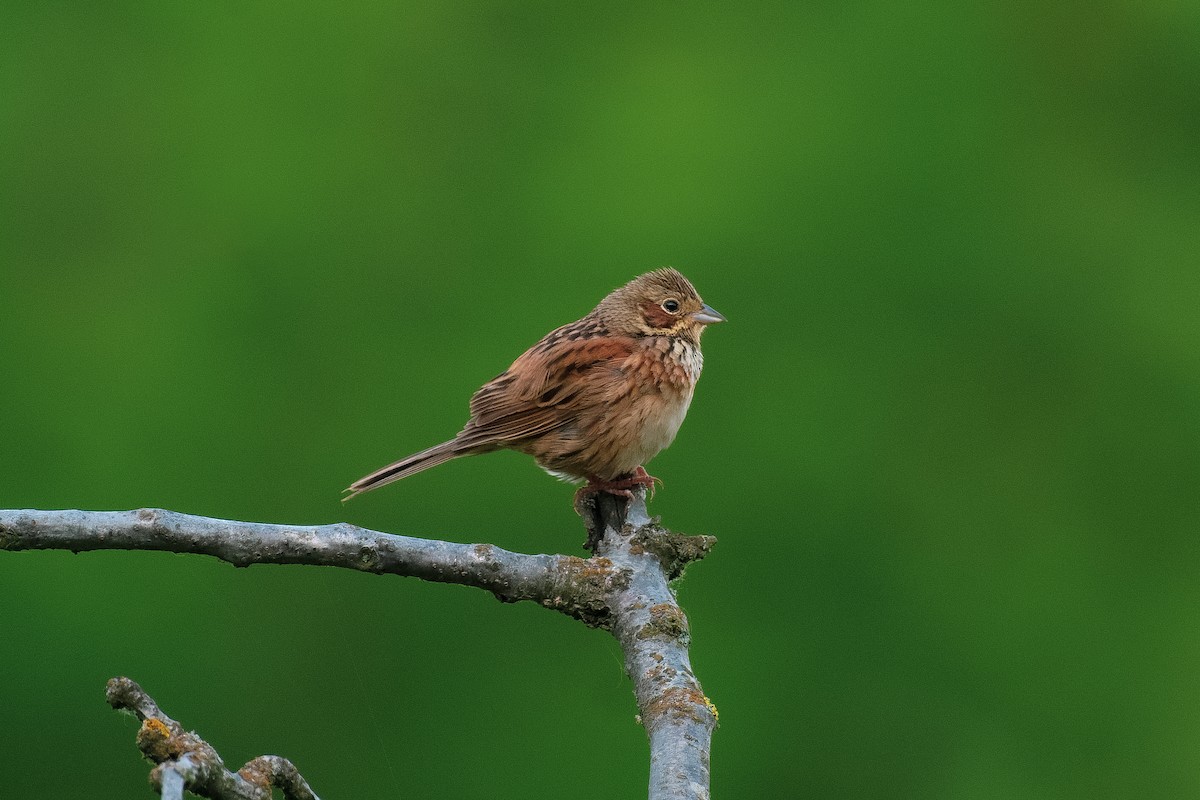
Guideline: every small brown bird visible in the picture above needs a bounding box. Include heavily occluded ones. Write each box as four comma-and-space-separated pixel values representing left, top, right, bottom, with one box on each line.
344, 268, 725, 504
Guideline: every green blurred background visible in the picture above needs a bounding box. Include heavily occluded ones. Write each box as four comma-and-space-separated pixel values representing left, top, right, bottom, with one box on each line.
2, 2, 1198, 798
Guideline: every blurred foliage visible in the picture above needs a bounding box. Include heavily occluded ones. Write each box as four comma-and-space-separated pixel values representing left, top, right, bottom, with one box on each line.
2, 2, 1199, 798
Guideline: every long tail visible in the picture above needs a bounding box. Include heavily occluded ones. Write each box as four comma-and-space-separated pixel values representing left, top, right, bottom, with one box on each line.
343, 439, 467, 502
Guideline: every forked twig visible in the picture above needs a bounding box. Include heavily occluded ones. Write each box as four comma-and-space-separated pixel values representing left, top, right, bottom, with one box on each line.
106, 676, 319, 800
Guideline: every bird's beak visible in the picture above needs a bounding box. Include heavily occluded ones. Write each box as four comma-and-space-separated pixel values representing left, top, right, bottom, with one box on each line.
692, 304, 726, 325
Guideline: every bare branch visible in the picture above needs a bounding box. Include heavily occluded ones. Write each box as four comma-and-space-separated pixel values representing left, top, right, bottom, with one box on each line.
0, 508, 625, 626
4, 502, 716, 799
106, 676, 320, 800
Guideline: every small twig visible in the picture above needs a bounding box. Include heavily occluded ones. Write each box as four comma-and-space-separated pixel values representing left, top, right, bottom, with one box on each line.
106, 677, 320, 800
160, 767, 186, 800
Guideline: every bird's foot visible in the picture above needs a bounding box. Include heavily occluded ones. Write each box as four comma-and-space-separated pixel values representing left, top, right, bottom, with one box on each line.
575, 468, 663, 550
573, 468, 662, 513
592, 468, 662, 498
627, 466, 663, 498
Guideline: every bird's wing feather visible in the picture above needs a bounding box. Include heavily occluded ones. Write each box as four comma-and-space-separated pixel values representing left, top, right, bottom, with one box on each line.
459, 333, 636, 447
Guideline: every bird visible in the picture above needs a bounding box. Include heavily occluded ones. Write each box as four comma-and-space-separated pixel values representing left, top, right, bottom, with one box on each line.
343, 268, 725, 506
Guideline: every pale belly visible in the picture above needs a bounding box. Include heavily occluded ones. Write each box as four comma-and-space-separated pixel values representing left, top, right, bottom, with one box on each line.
620, 387, 694, 472
537, 387, 694, 482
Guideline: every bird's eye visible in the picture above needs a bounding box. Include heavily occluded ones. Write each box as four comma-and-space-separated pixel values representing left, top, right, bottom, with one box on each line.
662, 299, 680, 313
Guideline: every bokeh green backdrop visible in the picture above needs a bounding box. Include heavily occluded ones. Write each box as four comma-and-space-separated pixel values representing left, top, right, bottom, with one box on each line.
3, 2, 1198, 798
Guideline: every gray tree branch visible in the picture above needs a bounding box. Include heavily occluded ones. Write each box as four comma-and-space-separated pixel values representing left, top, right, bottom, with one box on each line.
106, 676, 319, 800
0, 508, 624, 625
1, 497, 717, 800
586, 494, 719, 800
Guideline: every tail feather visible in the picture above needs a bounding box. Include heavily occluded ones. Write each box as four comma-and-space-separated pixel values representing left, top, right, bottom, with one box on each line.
343, 440, 466, 501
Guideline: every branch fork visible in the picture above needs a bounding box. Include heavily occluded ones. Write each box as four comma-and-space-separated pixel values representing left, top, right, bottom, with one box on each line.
4, 495, 716, 800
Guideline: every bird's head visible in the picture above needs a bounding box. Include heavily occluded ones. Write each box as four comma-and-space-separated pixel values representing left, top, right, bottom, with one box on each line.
597, 268, 725, 341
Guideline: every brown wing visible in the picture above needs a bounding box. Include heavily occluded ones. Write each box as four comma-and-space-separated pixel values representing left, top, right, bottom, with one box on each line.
455, 329, 636, 450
